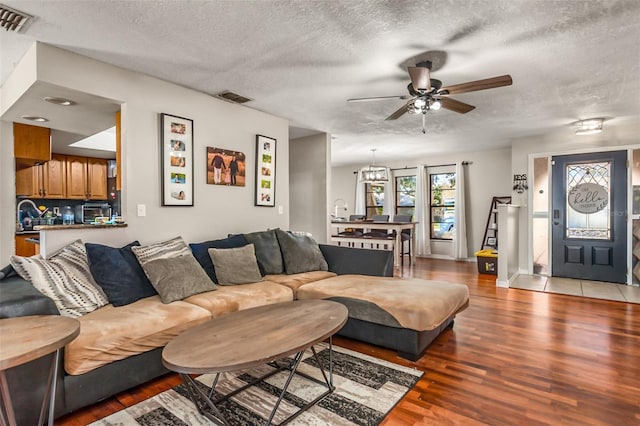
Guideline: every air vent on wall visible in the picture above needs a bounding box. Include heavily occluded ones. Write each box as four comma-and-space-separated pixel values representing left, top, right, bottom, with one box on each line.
215, 91, 253, 104
0, 4, 32, 32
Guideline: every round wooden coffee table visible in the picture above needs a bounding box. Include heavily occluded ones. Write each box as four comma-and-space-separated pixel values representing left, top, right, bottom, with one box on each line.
0, 315, 80, 426
162, 299, 348, 426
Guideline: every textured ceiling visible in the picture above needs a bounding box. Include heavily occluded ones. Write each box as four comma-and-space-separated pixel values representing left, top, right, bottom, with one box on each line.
1, 0, 639, 166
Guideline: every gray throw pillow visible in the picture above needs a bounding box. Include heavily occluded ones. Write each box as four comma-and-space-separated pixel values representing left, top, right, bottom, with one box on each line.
275, 229, 328, 274
243, 229, 284, 275
208, 244, 263, 285
141, 256, 216, 303
131, 236, 217, 303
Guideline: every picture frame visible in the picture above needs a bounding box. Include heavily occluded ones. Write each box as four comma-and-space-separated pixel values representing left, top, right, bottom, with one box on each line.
206, 147, 246, 186
255, 135, 276, 207
160, 113, 194, 206
486, 236, 497, 246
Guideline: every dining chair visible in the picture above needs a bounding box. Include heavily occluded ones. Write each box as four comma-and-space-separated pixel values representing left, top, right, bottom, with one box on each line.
393, 215, 413, 265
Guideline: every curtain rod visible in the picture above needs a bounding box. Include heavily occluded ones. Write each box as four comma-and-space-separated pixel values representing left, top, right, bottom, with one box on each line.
390, 161, 472, 171
352, 161, 471, 173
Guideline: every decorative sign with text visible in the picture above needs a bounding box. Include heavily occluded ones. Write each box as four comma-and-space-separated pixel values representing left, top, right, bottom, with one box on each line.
568, 183, 608, 214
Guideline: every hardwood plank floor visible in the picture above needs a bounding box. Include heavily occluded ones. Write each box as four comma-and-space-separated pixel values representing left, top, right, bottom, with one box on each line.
56, 258, 640, 425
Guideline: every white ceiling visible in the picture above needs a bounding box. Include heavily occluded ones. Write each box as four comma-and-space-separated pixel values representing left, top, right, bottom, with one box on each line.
1, 0, 639, 166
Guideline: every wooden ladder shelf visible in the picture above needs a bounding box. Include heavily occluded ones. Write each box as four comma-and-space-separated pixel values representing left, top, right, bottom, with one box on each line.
481, 196, 512, 250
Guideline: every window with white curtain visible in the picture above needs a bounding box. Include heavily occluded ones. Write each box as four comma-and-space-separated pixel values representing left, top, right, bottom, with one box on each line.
430, 172, 456, 240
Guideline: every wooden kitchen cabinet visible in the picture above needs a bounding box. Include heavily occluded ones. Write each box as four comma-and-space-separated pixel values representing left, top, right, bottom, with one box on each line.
15, 234, 39, 257
15, 154, 66, 198
14, 122, 51, 167
66, 155, 108, 200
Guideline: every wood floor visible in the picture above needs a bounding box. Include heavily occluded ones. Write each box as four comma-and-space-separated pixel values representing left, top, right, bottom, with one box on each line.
56, 258, 640, 425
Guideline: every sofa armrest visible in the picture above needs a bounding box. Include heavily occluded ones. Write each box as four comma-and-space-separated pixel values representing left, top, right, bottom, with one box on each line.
0, 265, 59, 318
319, 245, 393, 277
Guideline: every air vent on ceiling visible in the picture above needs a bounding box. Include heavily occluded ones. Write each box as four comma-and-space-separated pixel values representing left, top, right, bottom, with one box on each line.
0, 4, 32, 32
215, 91, 253, 104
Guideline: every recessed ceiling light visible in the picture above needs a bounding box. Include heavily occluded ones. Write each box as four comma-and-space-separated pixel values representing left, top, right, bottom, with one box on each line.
21, 115, 49, 122
43, 96, 76, 106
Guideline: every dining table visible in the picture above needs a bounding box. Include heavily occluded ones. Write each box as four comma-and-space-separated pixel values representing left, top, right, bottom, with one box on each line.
330, 220, 417, 266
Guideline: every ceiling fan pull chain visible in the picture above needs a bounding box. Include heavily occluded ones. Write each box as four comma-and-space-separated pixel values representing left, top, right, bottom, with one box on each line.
422, 113, 426, 134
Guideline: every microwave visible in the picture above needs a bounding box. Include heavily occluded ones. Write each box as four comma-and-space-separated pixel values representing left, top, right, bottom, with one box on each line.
75, 203, 111, 224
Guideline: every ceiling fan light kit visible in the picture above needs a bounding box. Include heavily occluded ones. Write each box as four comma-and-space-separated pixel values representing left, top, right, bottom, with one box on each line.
574, 118, 604, 135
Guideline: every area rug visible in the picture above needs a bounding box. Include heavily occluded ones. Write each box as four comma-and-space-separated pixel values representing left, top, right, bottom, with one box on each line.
90, 343, 422, 426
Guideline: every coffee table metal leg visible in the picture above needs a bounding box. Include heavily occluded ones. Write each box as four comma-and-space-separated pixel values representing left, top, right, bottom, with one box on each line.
180, 373, 230, 426
180, 343, 337, 426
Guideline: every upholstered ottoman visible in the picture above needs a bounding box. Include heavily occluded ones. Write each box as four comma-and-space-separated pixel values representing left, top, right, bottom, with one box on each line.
296, 275, 469, 360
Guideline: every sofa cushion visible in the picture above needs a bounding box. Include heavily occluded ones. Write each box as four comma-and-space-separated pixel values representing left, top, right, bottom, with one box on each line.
9, 240, 108, 317
189, 234, 248, 283
85, 241, 157, 306
275, 229, 328, 274
264, 271, 337, 298
64, 295, 212, 375
296, 275, 469, 331
183, 281, 293, 317
208, 244, 262, 285
243, 230, 283, 275
132, 237, 217, 303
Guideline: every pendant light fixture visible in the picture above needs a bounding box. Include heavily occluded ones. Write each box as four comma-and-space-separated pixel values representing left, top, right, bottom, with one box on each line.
359, 149, 389, 183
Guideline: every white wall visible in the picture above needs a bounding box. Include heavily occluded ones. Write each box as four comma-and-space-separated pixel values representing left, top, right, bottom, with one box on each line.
289, 133, 330, 242
1, 43, 289, 258
331, 148, 512, 259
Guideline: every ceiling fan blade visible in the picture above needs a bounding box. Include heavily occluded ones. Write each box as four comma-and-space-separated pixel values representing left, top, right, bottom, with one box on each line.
385, 101, 412, 120
440, 74, 512, 95
407, 66, 431, 91
347, 95, 409, 102
440, 97, 476, 114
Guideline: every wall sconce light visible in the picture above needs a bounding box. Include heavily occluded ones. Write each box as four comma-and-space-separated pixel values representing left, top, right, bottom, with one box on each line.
513, 174, 528, 194
574, 118, 604, 136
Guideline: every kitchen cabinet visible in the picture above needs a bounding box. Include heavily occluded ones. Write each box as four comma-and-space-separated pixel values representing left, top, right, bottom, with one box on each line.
66, 155, 108, 200
14, 122, 51, 167
15, 234, 39, 257
15, 154, 66, 198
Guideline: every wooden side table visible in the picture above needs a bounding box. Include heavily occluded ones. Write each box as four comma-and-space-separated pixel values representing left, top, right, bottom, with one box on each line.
0, 315, 80, 426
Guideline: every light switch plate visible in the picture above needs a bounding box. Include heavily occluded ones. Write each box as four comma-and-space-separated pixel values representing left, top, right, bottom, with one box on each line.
137, 204, 146, 217
278, 205, 283, 215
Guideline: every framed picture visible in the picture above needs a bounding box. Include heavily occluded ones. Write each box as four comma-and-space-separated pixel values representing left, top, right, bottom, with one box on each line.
255, 135, 276, 207
206, 147, 246, 186
160, 113, 193, 206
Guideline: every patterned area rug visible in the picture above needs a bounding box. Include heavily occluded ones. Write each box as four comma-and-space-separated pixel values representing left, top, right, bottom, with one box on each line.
90, 343, 422, 426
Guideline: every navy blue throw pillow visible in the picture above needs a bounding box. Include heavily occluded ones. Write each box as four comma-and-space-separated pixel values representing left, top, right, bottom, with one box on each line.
85, 241, 157, 306
189, 234, 248, 283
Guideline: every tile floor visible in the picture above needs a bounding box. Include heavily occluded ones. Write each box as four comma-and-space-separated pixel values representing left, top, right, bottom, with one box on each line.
511, 275, 640, 304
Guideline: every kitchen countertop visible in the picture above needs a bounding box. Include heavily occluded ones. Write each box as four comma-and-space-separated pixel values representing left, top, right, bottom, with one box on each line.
34, 223, 128, 231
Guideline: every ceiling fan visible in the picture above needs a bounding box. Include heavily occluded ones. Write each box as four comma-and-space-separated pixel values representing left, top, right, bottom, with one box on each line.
348, 61, 513, 133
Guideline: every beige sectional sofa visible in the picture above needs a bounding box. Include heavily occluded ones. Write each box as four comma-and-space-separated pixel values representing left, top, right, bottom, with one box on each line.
0, 229, 468, 424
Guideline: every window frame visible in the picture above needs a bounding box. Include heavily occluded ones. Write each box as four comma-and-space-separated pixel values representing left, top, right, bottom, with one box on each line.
395, 175, 416, 217
364, 182, 385, 219
429, 172, 456, 240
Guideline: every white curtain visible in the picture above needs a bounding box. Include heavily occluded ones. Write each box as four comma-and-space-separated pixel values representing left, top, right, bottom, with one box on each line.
382, 168, 395, 218
354, 171, 366, 216
415, 164, 431, 255
452, 161, 468, 259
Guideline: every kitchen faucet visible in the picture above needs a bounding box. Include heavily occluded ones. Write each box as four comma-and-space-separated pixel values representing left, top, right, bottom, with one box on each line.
16, 199, 41, 230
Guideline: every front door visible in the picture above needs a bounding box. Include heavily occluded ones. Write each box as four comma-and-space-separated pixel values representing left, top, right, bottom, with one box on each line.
551, 151, 627, 283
